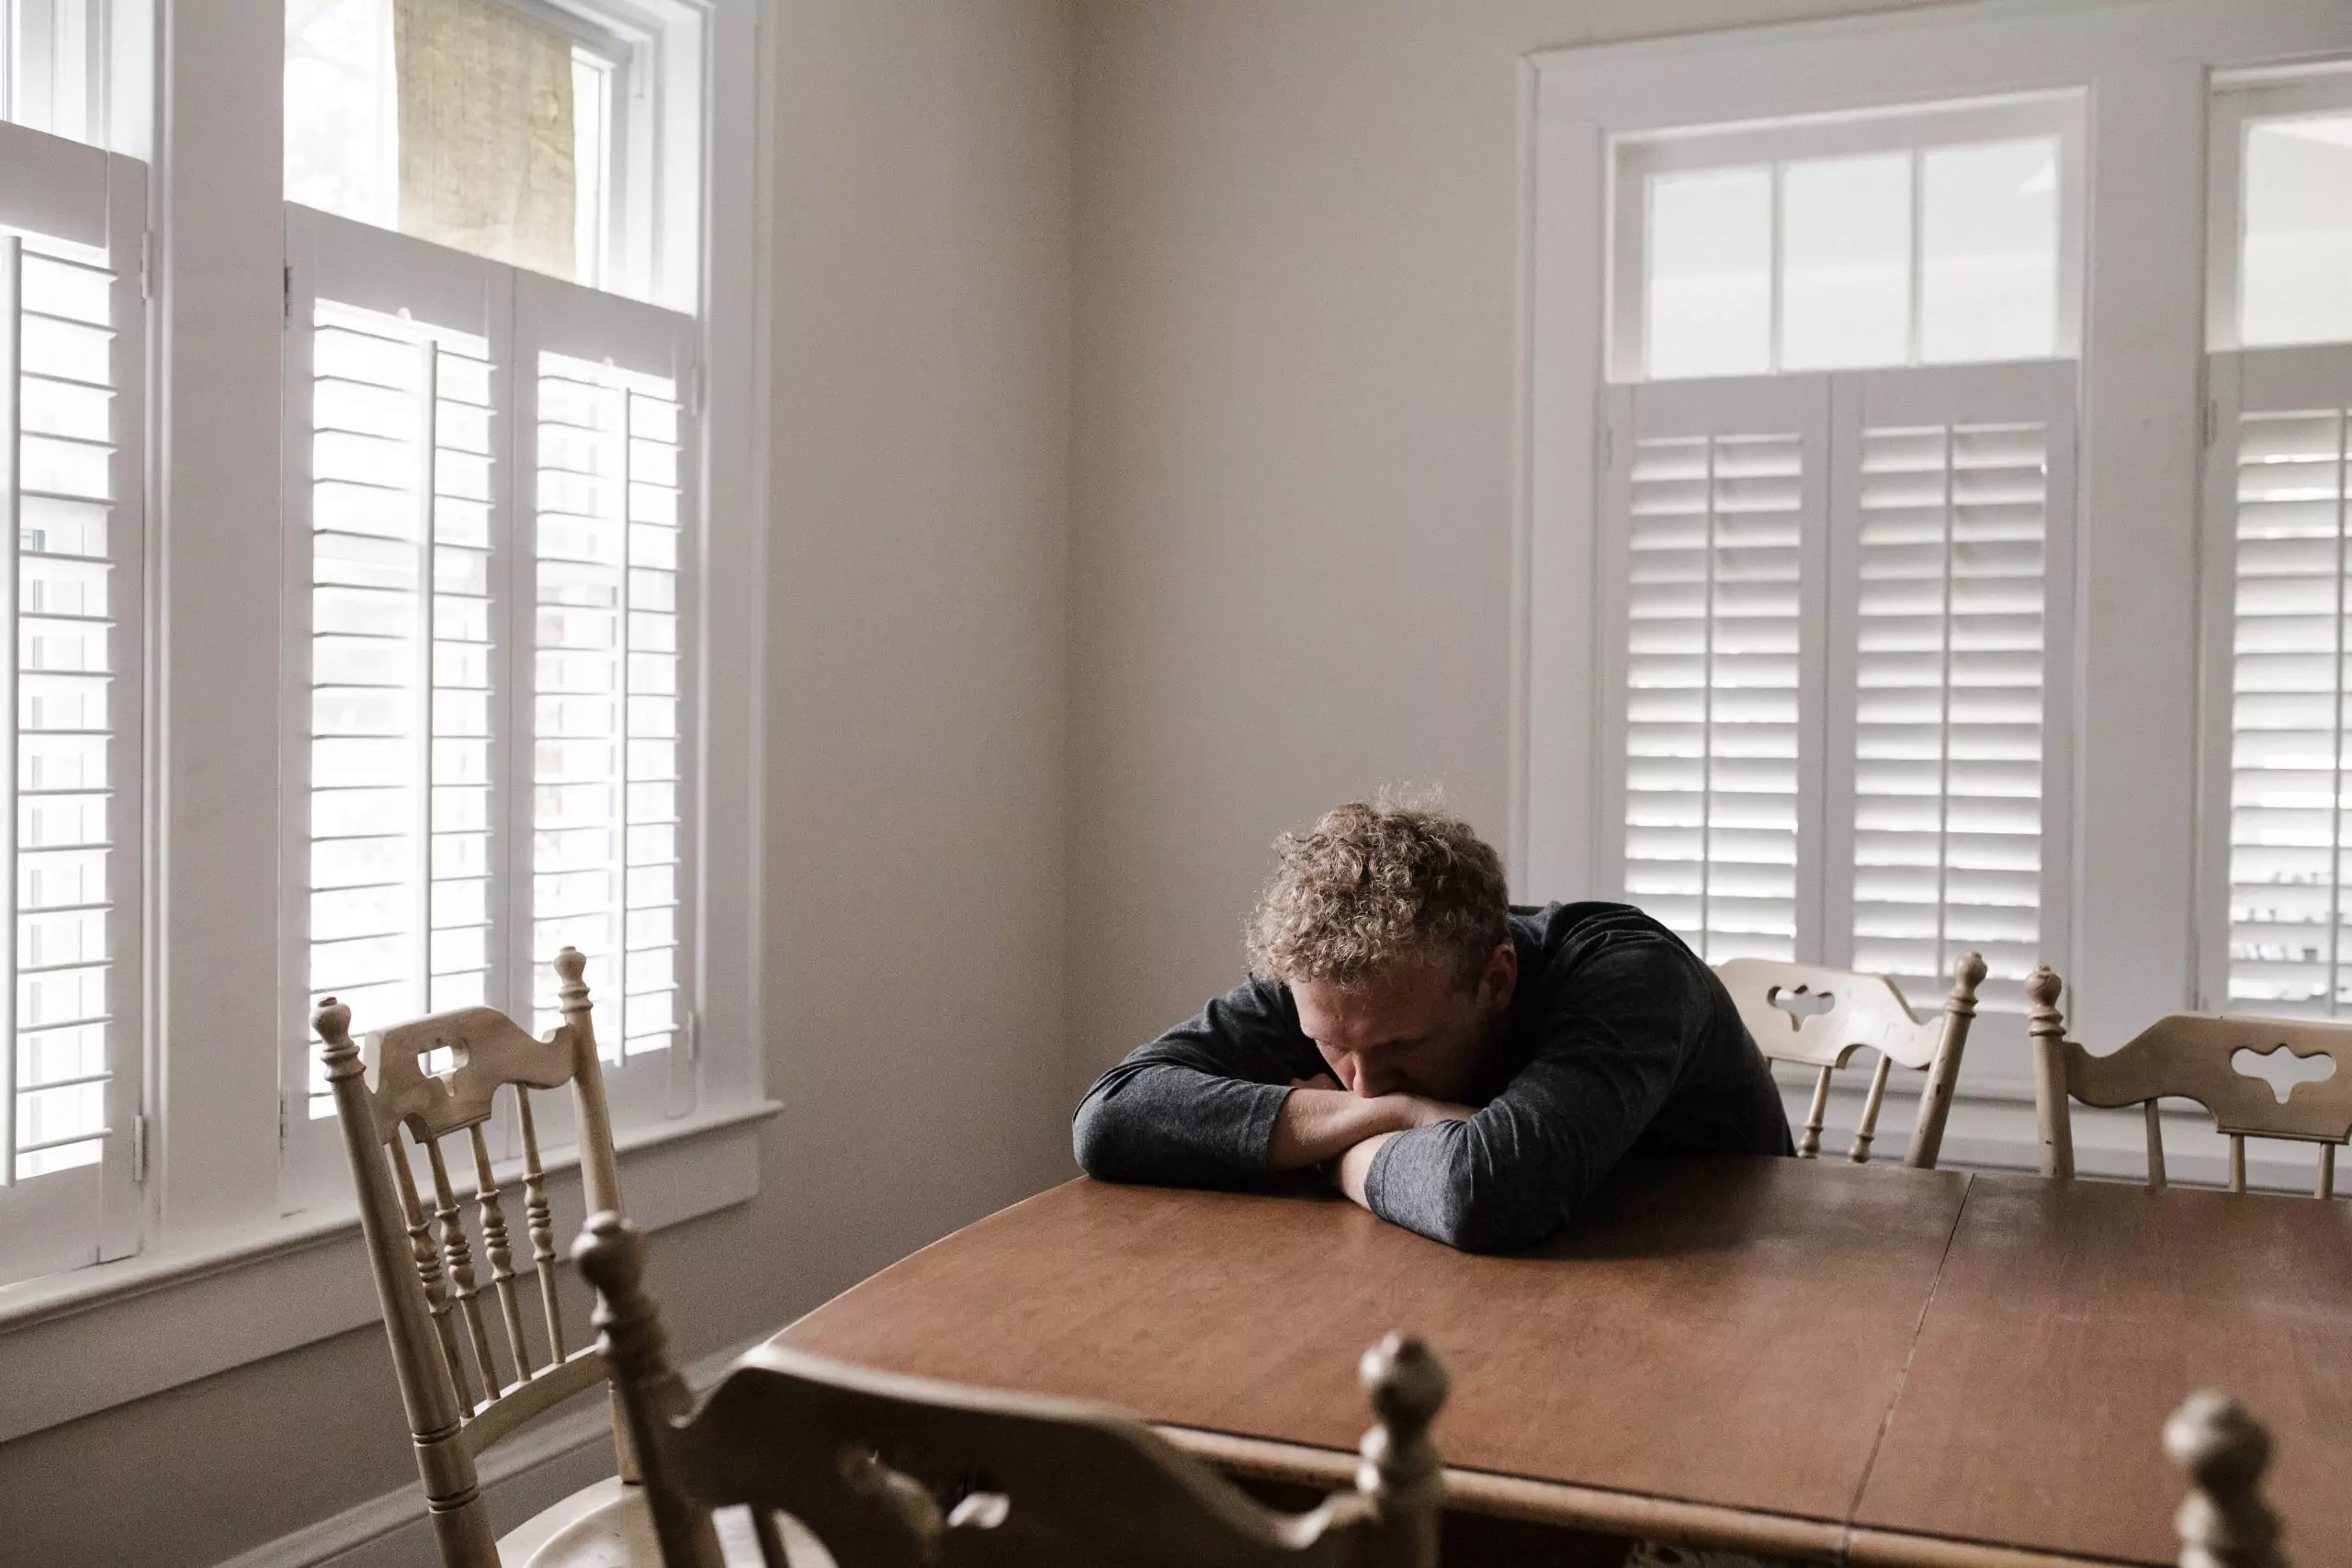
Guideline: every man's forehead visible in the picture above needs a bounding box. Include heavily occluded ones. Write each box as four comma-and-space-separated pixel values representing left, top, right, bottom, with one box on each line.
1293, 965, 1450, 1033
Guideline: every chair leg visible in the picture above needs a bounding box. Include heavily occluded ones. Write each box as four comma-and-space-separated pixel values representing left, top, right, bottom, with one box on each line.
427, 1490, 501, 1568
1849, 1055, 1892, 1165
1799, 1066, 1831, 1159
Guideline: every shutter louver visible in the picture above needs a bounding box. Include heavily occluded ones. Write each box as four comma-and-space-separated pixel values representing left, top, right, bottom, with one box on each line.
1623, 429, 1805, 961
1851, 419, 2048, 1009
531, 351, 683, 1060
5, 230, 128, 1181
303, 299, 498, 1111
2225, 404, 2350, 1013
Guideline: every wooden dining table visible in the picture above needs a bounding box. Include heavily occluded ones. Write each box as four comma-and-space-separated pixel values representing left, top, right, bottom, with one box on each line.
769, 1156, 2352, 1567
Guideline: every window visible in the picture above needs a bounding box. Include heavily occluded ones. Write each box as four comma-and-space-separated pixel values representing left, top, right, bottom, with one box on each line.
1531, 2, 2352, 1182
284, 0, 701, 307
4, 0, 107, 145
1615, 99, 2083, 382
0, 119, 142, 1285
2201, 69, 2352, 1016
1597, 97, 2082, 1010
0, 0, 758, 1339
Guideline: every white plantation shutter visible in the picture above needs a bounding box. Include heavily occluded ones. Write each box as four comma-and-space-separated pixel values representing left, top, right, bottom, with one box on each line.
1829, 363, 2075, 1011
517, 274, 695, 1119
279, 220, 702, 1199
1602, 378, 1827, 963
2206, 345, 2352, 1014
280, 208, 517, 1190
0, 124, 144, 1285
1601, 365, 2075, 1006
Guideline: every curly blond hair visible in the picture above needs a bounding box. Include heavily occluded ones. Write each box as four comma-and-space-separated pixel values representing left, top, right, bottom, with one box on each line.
1244, 794, 1510, 988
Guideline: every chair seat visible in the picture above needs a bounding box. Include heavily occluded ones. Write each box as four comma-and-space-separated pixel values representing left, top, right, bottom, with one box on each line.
501, 1474, 834, 1568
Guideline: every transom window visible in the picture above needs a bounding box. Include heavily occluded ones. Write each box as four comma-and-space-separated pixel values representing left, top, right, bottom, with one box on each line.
284, 0, 700, 307
1613, 97, 2084, 383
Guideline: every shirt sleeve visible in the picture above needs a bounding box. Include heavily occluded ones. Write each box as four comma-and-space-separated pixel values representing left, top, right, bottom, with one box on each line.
1362, 927, 1717, 1252
1071, 980, 1321, 1187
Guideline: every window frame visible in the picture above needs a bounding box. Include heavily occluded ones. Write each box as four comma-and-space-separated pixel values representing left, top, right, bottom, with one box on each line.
2, 0, 148, 154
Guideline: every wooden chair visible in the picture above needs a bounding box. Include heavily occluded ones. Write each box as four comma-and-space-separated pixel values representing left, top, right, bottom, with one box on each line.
572, 1211, 1452, 1568
2167, 1390, 2290, 1568
2026, 967, 2352, 1196
319, 948, 710, 1566
1715, 952, 1987, 1168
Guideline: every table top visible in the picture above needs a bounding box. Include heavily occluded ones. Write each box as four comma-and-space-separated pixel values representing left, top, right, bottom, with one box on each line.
769, 1159, 2352, 1567
1857, 1174, 2352, 1566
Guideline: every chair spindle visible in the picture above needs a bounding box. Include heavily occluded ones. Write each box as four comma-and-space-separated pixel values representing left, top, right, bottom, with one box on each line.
427, 1135, 505, 1400
2146, 1101, 2168, 1190
2229, 1134, 2247, 1196
2320, 1145, 2335, 1201
1800, 1066, 1832, 1159
469, 1120, 535, 1379
750, 1511, 791, 1568
1849, 1053, 1893, 1164
2166, 1390, 2289, 1568
516, 1088, 566, 1360
392, 1140, 474, 1408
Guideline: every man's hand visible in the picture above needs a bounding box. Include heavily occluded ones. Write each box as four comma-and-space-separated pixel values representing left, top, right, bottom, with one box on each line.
1266, 1075, 1475, 1172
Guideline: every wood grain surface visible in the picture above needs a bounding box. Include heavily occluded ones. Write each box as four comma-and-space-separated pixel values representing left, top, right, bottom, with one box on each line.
772, 1156, 1969, 1525
1857, 1173, 2352, 1565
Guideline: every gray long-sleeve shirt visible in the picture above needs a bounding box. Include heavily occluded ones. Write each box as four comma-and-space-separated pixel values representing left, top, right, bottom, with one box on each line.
1071, 902, 1793, 1253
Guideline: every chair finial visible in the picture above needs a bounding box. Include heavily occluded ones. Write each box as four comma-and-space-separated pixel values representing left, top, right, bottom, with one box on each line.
1953, 950, 1989, 994
1357, 1332, 1447, 1529
2026, 964, 2062, 1012
2166, 1390, 2287, 1568
313, 996, 363, 1079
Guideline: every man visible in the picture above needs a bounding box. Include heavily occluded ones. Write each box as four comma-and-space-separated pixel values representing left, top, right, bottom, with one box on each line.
1072, 796, 1792, 1252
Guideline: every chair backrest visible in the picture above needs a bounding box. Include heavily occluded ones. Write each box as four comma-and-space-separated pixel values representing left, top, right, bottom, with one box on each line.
315, 946, 629, 1568
574, 1213, 1452, 1568
2026, 966, 2352, 1197
1715, 952, 1987, 1168
2166, 1390, 2290, 1568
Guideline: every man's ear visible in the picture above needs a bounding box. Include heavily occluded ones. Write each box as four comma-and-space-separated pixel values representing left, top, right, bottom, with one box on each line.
1479, 941, 1518, 1009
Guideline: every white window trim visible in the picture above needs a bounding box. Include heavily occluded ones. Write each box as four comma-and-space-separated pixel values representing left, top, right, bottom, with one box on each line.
0, 1097, 775, 1442
4, 0, 150, 154
502, 0, 707, 310
0, 0, 773, 1425
1521, 0, 2352, 1145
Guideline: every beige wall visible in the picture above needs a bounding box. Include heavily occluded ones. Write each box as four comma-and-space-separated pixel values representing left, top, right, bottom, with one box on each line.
0, 3, 1076, 1563
1063, 0, 1952, 1096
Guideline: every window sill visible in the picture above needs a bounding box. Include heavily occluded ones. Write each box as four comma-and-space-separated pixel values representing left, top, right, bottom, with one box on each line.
0, 1097, 778, 1443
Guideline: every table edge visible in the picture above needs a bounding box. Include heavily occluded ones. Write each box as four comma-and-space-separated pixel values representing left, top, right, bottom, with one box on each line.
1159, 1428, 2149, 1568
